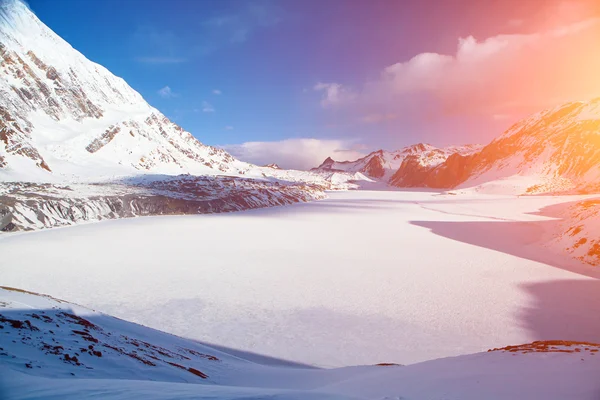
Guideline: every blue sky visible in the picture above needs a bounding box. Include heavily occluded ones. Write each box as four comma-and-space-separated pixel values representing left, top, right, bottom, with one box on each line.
27, 0, 600, 168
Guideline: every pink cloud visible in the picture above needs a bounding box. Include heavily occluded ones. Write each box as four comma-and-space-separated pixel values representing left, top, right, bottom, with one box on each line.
319, 17, 600, 124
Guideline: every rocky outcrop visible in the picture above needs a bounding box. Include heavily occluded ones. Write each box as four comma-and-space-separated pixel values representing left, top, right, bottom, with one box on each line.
0, 176, 326, 232
550, 198, 600, 266
263, 163, 281, 169
0, 105, 50, 171
362, 154, 385, 178
86, 125, 121, 153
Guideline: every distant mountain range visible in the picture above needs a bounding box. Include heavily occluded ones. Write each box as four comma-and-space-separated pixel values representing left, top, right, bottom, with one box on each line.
313, 143, 482, 183
314, 98, 600, 195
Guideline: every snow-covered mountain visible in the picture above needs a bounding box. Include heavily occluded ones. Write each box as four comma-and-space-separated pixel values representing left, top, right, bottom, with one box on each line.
0, 0, 366, 191
313, 143, 481, 182
390, 98, 600, 194
0, 0, 376, 232
2, 286, 599, 400
0, 0, 257, 181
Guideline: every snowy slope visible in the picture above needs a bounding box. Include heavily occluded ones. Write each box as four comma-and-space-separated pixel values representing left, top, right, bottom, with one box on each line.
313, 144, 481, 182
390, 98, 600, 194
547, 197, 600, 266
2, 286, 600, 400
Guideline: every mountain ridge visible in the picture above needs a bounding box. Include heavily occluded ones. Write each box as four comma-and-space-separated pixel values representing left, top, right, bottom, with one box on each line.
312, 143, 482, 182
389, 98, 600, 194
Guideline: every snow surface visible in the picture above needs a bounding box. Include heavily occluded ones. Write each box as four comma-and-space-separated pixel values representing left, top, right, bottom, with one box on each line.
2, 190, 600, 369
2, 287, 600, 400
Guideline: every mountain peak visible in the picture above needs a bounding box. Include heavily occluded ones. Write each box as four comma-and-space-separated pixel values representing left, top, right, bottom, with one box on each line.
263, 163, 281, 169
0, 0, 248, 180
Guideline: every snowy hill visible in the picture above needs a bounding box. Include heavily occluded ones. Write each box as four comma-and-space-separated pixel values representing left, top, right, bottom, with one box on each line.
2, 286, 599, 400
390, 98, 600, 194
313, 144, 481, 182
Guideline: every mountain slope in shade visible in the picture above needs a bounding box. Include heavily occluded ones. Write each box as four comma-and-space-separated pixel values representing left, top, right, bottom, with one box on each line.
2, 286, 600, 400
390, 98, 600, 194
0, 0, 251, 181
312, 143, 481, 182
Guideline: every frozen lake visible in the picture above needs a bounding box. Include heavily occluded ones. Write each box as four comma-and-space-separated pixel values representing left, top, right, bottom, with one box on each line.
2, 190, 600, 367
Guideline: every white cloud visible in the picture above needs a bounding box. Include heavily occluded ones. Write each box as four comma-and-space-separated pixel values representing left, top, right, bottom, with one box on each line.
202, 101, 215, 113
222, 138, 368, 170
157, 86, 176, 98
313, 82, 356, 108
213, 89, 222, 95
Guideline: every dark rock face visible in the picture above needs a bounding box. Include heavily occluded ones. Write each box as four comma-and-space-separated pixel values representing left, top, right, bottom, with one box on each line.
86, 125, 121, 153
390, 153, 476, 188
362, 155, 385, 179
315, 157, 336, 170
0, 176, 326, 232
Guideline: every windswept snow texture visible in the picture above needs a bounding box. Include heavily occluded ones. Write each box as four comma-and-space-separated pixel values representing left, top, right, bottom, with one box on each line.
2, 286, 600, 399
2, 191, 600, 369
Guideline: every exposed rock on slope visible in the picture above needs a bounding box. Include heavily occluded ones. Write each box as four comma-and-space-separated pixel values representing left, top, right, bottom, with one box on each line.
313, 144, 481, 182
263, 163, 281, 169
549, 198, 600, 266
0, 176, 326, 232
